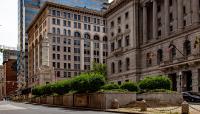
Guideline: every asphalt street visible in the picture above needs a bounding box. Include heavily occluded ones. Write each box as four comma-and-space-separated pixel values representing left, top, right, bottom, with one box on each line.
0, 101, 124, 114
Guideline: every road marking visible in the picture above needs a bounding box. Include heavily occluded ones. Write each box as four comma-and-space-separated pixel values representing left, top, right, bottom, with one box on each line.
0, 104, 26, 111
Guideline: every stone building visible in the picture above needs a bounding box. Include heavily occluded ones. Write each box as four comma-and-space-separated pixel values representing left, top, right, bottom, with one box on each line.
106, 0, 200, 92
27, 2, 108, 88
0, 65, 4, 99
1, 57, 18, 98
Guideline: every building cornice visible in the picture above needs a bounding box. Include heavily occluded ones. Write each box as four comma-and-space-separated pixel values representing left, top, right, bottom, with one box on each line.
26, 1, 104, 33
104, 0, 137, 17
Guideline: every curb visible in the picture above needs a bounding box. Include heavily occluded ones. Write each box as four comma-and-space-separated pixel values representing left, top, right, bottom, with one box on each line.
26, 102, 146, 114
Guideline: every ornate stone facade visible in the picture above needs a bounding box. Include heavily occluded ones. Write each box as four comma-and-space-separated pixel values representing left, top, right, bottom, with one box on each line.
106, 0, 200, 92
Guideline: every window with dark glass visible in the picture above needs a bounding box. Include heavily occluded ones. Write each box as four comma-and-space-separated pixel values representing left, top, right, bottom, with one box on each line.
111, 62, 115, 74
157, 49, 163, 64
126, 58, 130, 71
183, 40, 191, 56
118, 60, 122, 73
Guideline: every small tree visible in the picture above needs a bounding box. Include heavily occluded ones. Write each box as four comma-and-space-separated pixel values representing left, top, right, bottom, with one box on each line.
101, 83, 120, 90
91, 62, 107, 78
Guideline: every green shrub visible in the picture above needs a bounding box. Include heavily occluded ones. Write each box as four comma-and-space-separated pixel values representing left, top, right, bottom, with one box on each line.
32, 85, 44, 96
139, 76, 172, 91
52, 80, 71, 95
120, 81, 138, 92
101, 83, 120, 90
71, 73, 106, 93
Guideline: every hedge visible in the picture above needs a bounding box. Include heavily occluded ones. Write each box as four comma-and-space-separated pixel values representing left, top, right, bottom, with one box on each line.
71, 73, 106, 93
101, 83, 120, 90
139, 76, 172, 91
120, 81, 138, 92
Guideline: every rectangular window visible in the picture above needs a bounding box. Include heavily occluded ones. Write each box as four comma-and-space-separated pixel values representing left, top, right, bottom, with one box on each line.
63, 20, 66, 26
68, 13, 71, 19
52, 18, 56, 24
68, 47, 71, 52
64, 55, 67, 60
74, 22, 77, 28
68, 55, 71, 60
78, 23, 81, 29
68, 21, 71, 27
84, 24, 87, 30
57, 54, 60, 60
78, 15, 81, 21
88, 25, 91, 30
57, 46, 60, 51
57, 19, 60, 25
74, 14, 77, 20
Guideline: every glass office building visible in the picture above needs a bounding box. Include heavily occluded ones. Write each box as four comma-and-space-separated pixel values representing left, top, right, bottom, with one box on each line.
17, 0, 108, 89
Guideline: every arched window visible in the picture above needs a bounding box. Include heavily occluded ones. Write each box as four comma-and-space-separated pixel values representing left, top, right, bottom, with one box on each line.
52, 27, 56, 34
64, 29, 67, 36
118, 60, 122, 73
57, 28, 60, 34
169, 44, 176, 60
94, 35, 100, 41
103, 36, 108, 42
111, 62, 115, 74
183, 39, 191, 56
157, 49, 163, 64
84, 33, 90, 39
74, 32, 81, 37
146, 52, 152, 67
126, 58, 130, 71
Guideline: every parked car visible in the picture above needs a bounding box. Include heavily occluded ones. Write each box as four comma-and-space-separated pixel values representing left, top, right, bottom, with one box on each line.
182, 91, 200, 102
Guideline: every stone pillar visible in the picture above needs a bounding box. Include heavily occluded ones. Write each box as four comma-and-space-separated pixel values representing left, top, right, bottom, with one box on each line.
173, 0, 178, 31
143, 4, 148, 43
80, 39, 84, 70
153, 0, 158, 39
164, 0, 170, 36
100, 42, 103, 63
38, 44, 40, 67
90, 41, 94, 67
192, 0, 200, 24
41, 38, 49, 66
177, 0, 183, 30
34, 46, 36, 74
192, 69, 199, 92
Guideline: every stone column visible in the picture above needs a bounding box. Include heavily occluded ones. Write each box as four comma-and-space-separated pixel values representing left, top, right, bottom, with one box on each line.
90, 41, 94, 67
80, 39, 84, 70
41, 38, 49, 66
192, 69, 199, 92
34, 46, 36, 74
153, 0, 158, 39
192, 0, 200, 24
143, 4, 148, 43
177, 0, 183, 30
38, 44, 40, 67
164, 0, 170, 36
100, 42, 103, 63
173, 0, 178, 31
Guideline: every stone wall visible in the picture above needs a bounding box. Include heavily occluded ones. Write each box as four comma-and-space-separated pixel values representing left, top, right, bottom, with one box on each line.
137, 92, 183, 105
73, 92, 136, 109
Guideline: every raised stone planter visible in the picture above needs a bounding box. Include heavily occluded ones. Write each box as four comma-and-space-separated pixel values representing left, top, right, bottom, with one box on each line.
53, 96, 63, 105
137, 92, 183, 106
63, 94, 73, 107
46, 96, 53, 105
74, 92, 136, 109
40, 96, 47, 104
35, 97, 41, 104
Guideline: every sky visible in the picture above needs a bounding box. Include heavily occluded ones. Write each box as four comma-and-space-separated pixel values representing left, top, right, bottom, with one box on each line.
0, 0, 113, 64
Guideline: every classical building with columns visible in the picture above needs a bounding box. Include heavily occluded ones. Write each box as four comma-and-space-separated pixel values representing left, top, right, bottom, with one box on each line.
27, 2, 108, 88
106, 0, 200, 92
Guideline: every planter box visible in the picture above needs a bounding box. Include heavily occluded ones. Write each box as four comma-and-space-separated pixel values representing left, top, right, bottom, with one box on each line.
63, 94, 73, 107
35, 97, 41, 104
46, 96, 53, 105
137, 92, 183, 106
53, 96, 63, 105
74, 92, 136, 109
40, 97, 47, 104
